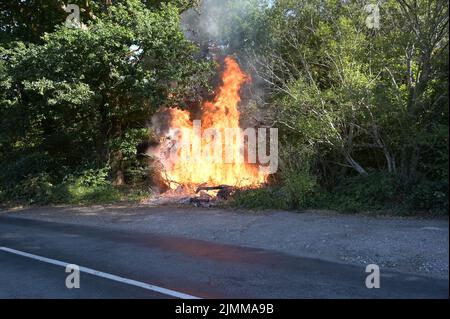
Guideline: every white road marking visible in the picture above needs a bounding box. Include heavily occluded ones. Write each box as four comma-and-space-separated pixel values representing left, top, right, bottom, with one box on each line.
0, 246, 201, 299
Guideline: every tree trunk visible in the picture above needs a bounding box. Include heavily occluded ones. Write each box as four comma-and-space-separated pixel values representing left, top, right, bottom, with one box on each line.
408, 146, 420, 181
111, 149, 125, 186
384, 150, 397, 174
110, 119, 124, 186
371, 124, 396, 174
399, 145, 419, 182
344, 152, 368, 176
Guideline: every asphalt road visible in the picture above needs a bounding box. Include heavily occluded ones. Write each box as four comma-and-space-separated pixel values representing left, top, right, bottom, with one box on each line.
0, 216, 448, 299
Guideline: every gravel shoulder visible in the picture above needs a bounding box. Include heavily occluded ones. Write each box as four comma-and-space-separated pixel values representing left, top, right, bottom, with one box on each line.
1, 204, 448, 279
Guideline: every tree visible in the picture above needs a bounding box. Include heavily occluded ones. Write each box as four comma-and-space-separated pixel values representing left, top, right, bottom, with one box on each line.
0, 0, 199, 45
0, 0, 211, 187
231, 0, 448, 185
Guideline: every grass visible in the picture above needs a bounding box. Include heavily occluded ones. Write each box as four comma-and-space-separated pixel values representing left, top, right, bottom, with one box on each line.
230, 183, 449, 216
0, 183, 151, 207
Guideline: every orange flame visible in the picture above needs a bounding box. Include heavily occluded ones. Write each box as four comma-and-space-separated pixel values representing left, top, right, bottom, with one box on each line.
160, 57, 267, 188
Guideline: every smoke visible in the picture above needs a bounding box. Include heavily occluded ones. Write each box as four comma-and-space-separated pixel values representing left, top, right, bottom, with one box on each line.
181, 0, 271, 49
180, 0, 273, 124
150, 109, 173, 136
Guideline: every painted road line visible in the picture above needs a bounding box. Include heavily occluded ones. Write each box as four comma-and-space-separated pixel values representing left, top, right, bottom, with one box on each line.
0, 246, 201, 299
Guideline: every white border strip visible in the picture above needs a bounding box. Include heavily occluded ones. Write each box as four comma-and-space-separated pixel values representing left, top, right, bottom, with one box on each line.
0, 246, 201, 299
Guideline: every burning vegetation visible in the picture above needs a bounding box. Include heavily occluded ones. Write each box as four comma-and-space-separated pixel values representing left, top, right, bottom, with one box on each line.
146, 57, 272, 204
2, 1, 445, 213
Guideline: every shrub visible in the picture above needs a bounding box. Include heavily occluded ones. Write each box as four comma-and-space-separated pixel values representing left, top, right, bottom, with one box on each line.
0, 152, 51, 188
231, 170, 316, 210
51, 183, 121, 205
123, 158, 152, 188
307, 173, 400, 212
4, 172, 55, 204
231, 186, 288, 210
280, 170, 316, 208
72, 167, 110, 188
0, 166, 121, 205
406, 179, 449, 213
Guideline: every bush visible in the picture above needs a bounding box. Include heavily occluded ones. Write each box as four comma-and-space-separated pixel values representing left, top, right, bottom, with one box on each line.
306, 173, 449, 214
280, 170, 316, 208
51, 183, 121, 205
123, 158, 152, 188
0, 152, 52, 188
231, 170, 316, 210
231, 186, 288, 210
0, 165, 150, 205
406, 179, 449, 213
231, 172, 426, 213
305, 173, 400, 212
68, 166, 111, 188
52, 166, 127, 204
2, 172, 55, 204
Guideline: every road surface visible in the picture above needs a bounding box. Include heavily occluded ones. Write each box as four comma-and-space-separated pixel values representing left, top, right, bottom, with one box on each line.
0, 213, 447, 298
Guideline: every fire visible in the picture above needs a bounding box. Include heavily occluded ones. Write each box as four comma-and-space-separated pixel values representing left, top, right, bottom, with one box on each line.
159, 57, 267, 189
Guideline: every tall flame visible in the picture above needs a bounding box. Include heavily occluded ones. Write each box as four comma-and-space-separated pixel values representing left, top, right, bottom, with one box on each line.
160, 57, 267, 188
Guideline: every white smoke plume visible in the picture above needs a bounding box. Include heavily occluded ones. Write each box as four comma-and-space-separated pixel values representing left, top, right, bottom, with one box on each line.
181, 0, 272, 48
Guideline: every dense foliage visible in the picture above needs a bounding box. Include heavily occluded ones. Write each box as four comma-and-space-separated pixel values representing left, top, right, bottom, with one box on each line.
0, 0, 448, 213
226, 0, 448, 213
0, 0, 211, 203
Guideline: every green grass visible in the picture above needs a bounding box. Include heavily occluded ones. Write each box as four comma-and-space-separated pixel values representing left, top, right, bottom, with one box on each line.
231, 186, 289, 210
51, 183, 122, 205
230, 173, 448, 215
0, 182, 151, 207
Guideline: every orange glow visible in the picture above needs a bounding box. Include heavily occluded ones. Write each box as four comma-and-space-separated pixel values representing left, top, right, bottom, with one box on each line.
161, 57, 267, 188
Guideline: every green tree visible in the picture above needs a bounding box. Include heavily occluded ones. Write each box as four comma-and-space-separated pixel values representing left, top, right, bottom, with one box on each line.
0, 0, 211, 189
222, 0, 448, 210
